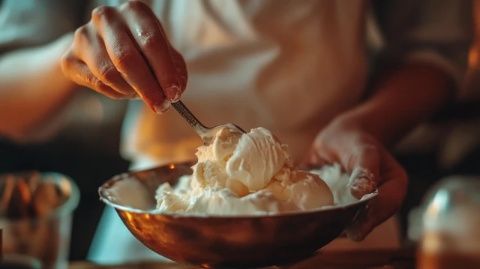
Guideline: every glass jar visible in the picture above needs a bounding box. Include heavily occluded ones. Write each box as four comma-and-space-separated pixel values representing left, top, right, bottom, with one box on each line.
411, 176, 480, 269
0, 172, 80, 269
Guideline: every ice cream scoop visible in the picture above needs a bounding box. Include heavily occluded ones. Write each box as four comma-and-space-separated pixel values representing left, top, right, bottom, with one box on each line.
155, 127, 334, 215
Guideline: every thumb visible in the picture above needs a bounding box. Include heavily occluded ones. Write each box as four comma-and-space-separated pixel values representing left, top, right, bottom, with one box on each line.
345, 145, 380, 199
346, 150, 407, 241
343, 144, 380, 241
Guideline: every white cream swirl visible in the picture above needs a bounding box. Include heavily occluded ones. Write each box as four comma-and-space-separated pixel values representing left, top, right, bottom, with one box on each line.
155, 127, 334, 215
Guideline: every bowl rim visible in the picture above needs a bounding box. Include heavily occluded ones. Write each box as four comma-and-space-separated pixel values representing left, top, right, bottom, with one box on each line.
99, 163, 377, 219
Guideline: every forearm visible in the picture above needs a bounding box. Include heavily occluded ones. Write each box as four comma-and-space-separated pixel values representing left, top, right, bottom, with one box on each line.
334, 63, 453, 147
0, 34, 76, 138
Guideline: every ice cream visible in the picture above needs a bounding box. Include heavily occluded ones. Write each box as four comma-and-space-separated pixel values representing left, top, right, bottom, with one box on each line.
155, 127, 334, 215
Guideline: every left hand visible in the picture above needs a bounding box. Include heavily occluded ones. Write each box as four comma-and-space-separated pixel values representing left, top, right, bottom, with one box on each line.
304, 117, 408, 241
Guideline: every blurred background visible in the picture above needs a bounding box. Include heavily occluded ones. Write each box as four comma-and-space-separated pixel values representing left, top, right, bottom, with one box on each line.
0, 93, 130, 260
0, 0, 480, 264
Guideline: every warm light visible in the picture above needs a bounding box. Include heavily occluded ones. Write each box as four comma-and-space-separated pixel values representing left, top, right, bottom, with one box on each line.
468, 47, 479, 68
59, 179, 72, 195
425, 190, 449, 221
169, 164, 175, 170
124, 212, 133, 222
422, 232, 444, 252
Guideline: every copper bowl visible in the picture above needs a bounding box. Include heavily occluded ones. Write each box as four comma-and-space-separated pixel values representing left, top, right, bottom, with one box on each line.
98, 162, 376, 268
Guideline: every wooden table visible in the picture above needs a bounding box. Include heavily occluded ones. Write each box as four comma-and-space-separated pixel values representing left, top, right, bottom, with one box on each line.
69, 249, 415, 269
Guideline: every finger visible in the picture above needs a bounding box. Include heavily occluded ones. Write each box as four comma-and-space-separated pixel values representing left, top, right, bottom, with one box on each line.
119, 1, 184, 102
170, 47, 188, 93
73, 23, 136, 97
61, 54, 126, 99
91, 5, 168, 112
346, 151, 407, 241
342, 144, 381, 199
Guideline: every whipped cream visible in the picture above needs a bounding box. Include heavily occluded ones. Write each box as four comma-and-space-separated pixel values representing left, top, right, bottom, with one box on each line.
155, 127, 334, 215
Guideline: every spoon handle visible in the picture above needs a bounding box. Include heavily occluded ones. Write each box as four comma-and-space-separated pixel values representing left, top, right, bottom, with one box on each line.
172, 101, 208, 135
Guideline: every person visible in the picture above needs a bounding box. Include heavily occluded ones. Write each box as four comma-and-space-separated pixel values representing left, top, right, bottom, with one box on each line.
0, 0, 473, 263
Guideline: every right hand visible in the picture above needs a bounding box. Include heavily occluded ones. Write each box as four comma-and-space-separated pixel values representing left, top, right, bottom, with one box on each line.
304, 118, 408, 241
61, 1, 187, 113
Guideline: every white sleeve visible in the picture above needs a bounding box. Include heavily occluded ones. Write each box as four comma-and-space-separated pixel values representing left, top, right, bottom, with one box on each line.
0, 0, 86, 142
371, 0, 473, 98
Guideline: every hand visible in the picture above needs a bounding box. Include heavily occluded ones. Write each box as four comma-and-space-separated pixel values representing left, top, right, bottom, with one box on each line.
61, 1, 187, 113
305, 118, 408, 241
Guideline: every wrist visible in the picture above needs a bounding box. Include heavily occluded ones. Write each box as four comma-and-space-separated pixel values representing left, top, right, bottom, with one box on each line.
326, 110, 390, 146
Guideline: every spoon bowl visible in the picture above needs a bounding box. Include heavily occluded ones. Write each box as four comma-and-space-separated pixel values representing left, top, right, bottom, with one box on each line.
171, 101, 245, 144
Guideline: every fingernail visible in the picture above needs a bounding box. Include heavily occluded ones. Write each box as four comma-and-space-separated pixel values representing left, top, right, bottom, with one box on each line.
350, 177, 377, 199
349, 168, 376, 199
153, 101, 171, 114
165, 84, 181, 102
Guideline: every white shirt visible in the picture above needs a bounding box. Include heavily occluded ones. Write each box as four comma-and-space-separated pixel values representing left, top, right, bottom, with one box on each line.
119, 0, 367, 167
111, 0, 472, 168
0, 0, 472, 164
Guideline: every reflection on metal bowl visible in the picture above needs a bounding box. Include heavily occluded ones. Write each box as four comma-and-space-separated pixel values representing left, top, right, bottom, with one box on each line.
98, 162, 376, 268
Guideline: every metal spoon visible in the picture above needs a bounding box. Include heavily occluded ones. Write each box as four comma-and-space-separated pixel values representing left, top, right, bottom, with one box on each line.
172, 101, 246, 144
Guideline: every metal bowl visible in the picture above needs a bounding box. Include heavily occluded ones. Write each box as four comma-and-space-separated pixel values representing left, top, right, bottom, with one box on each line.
99, 162, 376, 268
